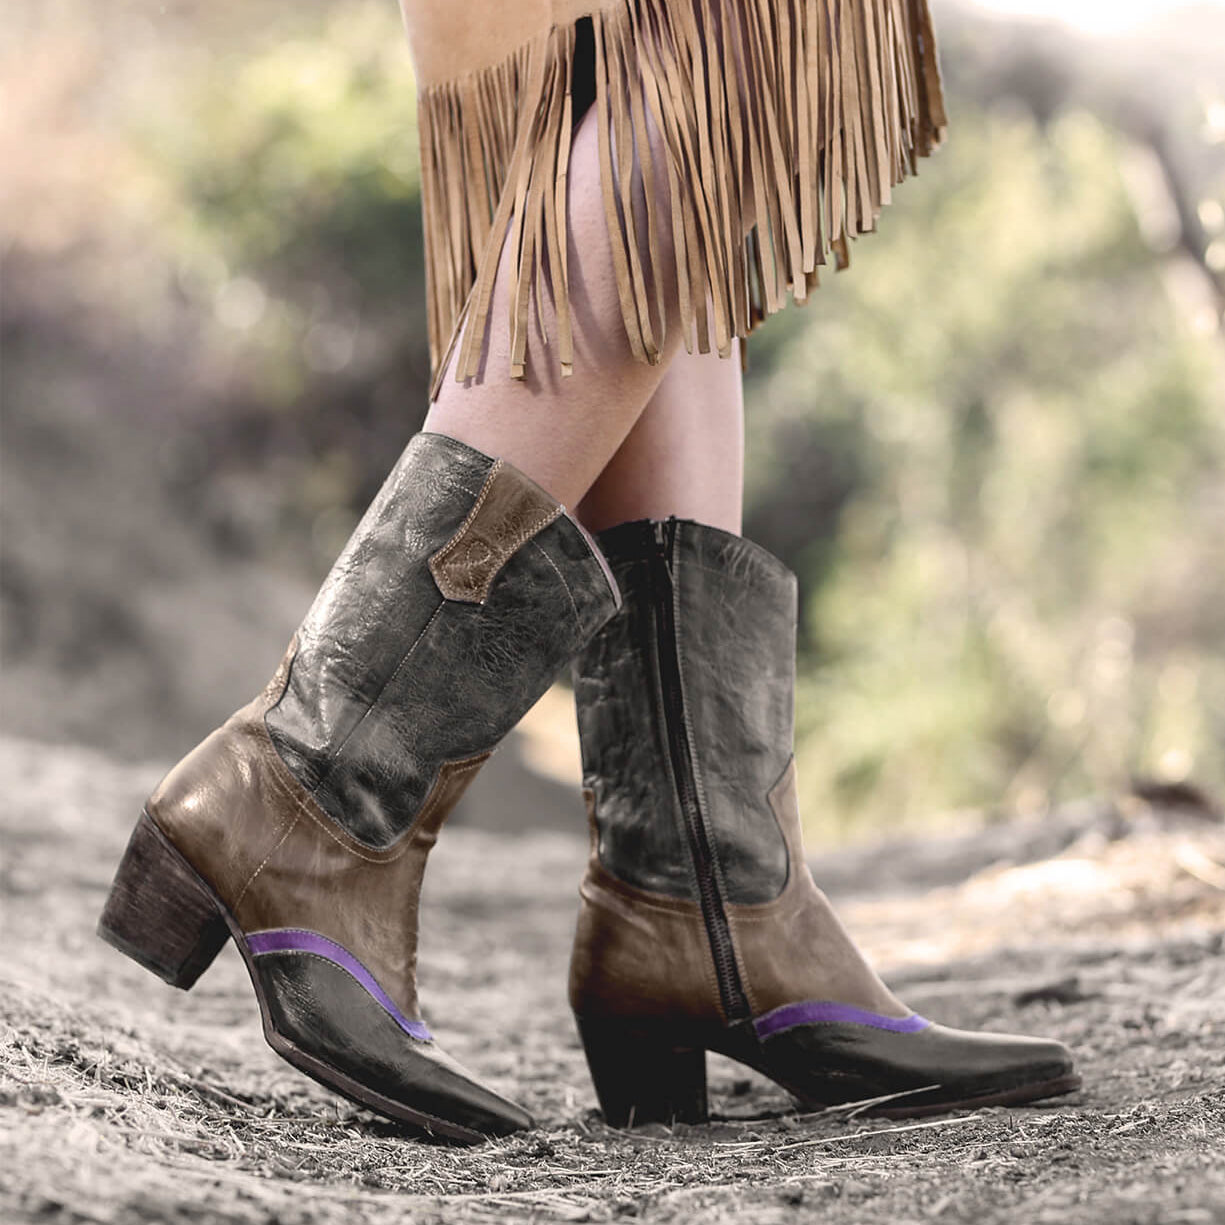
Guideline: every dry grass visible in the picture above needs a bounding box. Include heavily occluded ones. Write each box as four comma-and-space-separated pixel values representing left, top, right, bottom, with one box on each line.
2, 734, 1223, 1224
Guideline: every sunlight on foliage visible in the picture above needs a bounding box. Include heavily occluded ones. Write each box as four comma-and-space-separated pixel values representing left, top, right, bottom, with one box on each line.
139, 16, 1225, 838
147, 2, 426, 413
746, 105, 1225, 837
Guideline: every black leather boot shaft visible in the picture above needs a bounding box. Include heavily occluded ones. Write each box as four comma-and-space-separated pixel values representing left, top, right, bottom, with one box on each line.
267, 431, 618, 848
572, 517, 795, 905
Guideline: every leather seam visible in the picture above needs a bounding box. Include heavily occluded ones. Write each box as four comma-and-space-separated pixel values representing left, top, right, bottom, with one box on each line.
531, 538, 581, 625
234, 811, 302, 910
430, 462, 563, 603
756, 753, 796, 903
724, 865, 812, 919
760, 1021, 915, 1032
316, 599, 446, 775
582, 862, 704, 916
253, 948, 426, 1033
491, 504, 563, 576
262, 633, 300, 721
444, 503, 561, 602
294, 753, 490, 864
402, 753, 489, 839
258, 721, 372, 854
428, 458, 503, 577
257, 709, 487, 863
569, 513, 621, 609
215, 717, 304, 909
724, 761, 806, 917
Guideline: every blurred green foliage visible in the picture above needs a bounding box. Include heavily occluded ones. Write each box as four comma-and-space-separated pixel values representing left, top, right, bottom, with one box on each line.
747, 106, 1225, 834
146, 2, 432, 556
145, 10, 1225, 835
162, 2, 423, 301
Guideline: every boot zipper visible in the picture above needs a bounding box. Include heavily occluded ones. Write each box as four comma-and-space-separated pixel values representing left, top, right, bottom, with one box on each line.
650, 518, 752, 1024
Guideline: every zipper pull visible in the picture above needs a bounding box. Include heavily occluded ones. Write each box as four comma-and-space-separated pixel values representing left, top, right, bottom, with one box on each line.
653, 517, 678, 570
652, 519, 669, 570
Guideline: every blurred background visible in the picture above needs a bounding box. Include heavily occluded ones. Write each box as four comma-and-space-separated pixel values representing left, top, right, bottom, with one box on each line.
2, 0, 1223, 841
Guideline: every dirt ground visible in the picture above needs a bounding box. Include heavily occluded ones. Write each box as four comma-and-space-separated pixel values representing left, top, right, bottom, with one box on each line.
2, 731, 1223, 1225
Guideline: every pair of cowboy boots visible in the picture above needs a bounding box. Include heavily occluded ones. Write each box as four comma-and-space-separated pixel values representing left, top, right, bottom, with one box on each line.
99, 432, 1077, 1143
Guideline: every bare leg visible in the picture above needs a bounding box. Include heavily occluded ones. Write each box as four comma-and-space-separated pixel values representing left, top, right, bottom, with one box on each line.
575, 341, 744, 534
425, 103, 687, 510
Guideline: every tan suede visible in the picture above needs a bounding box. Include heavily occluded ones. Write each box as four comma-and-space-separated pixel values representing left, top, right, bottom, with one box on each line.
401, 0, 948, 385
148, 640, 489, 1023
397, 0, 602, 86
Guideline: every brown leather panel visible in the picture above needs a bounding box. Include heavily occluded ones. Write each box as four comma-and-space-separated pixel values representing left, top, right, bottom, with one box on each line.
147, 637, 301, 904
232, 749, 487, 1020
569, 793, 726, 1024
725, 759, 909, 1019
148, 693, 300, 908
570, 762, 907, 1027
429, 459, 563, 604
148, 665, 491, 1021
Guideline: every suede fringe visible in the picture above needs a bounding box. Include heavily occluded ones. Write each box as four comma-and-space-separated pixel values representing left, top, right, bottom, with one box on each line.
417, 0, 947, 392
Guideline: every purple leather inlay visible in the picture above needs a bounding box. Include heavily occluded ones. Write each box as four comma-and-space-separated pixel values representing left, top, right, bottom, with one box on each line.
754, 1000, 930, 1039
246, 928, 433, 1043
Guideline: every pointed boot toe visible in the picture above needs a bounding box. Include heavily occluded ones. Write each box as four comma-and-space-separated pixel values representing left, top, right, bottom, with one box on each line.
568, 518, 1080, 1126
754, 1006, 1079, 1116
98, 433, 618, 1141
252, 942, 533, 1140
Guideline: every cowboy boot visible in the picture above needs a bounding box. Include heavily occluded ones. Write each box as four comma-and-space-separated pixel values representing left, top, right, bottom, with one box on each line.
98, 431, 619, 1143
568, 516, 1078, 1125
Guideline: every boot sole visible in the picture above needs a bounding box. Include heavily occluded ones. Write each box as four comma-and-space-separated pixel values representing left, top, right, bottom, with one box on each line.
866, 1072, 1082, 1118
98, 811, 498, 1145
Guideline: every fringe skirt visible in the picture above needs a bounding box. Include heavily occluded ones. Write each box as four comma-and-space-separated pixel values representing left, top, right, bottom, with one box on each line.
399, 0, 948, 389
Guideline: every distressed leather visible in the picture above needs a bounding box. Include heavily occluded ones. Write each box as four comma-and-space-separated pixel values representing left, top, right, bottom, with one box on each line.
726, 759, 907, 1018
256, 953, 531, 1135
567, 730, 904, 1028
570, 518, 1075, 1115
429, 459, 563, 603
570, 518, 902, 1025
266, 431, 617, 849
570, 523, 695, 899
143, 431, 619, 1132
571, 519, 791, 903
569, 791, 727, 1024
148, 659, 488, 1023
150, 433, 619, 1018
756, 1017, 1073, 1109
